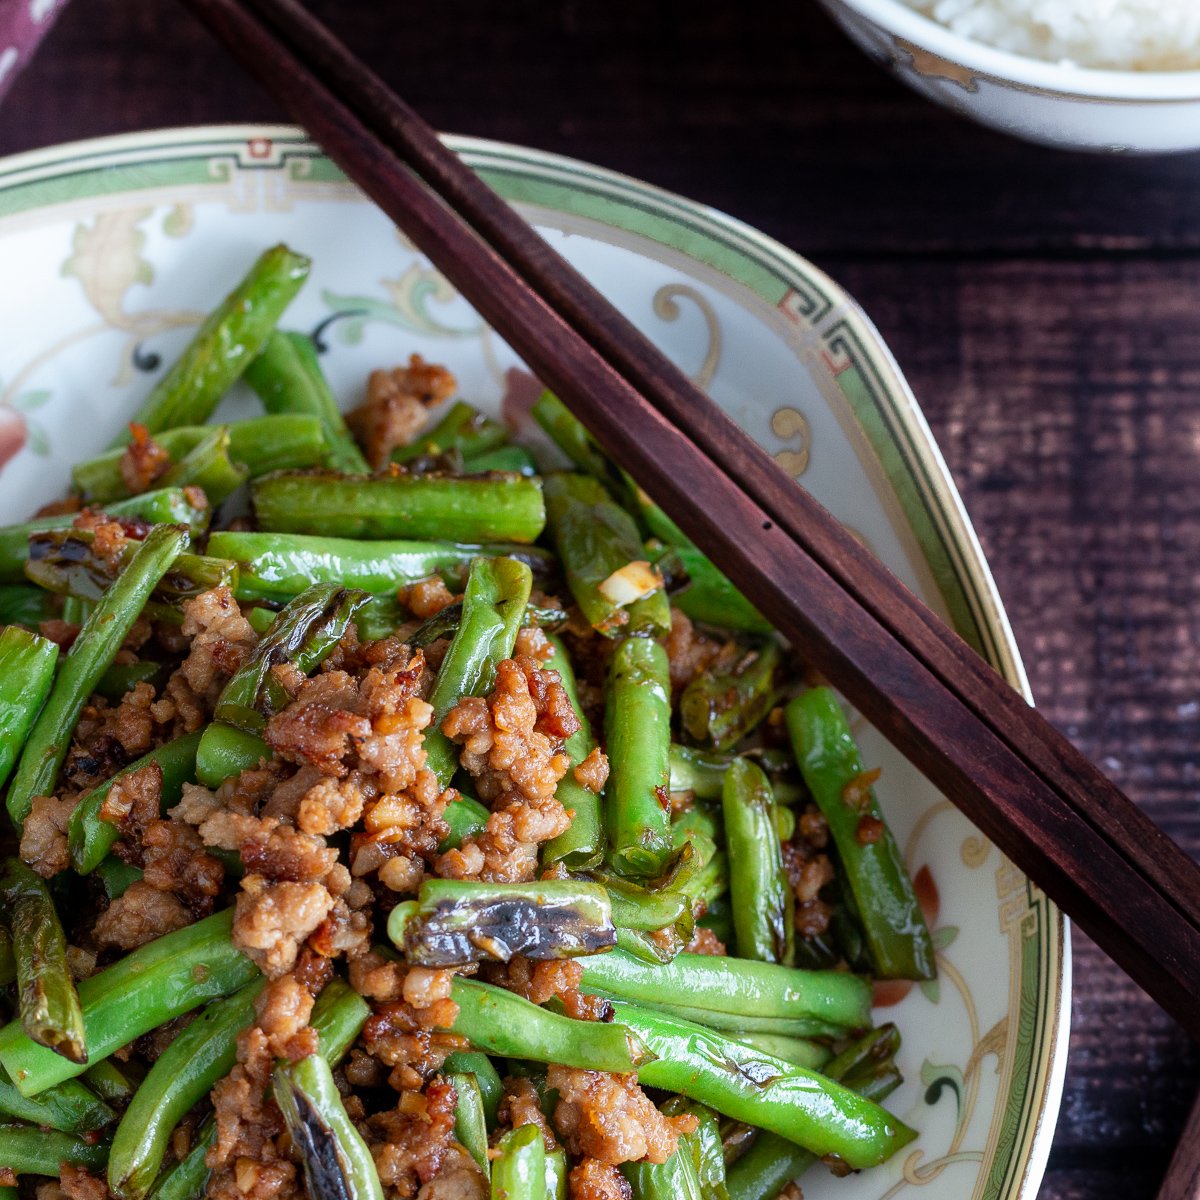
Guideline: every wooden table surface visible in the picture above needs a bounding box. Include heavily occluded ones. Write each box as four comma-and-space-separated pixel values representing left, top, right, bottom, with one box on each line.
4, 2, 1199, 1195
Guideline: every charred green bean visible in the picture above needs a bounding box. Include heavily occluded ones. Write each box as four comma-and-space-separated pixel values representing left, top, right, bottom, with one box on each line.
389, 879, 615, 966
0, 909, 258, 1096
786, 688, 934, 981
7, 524, 189, 828
1, 859, 86, 1063
273, 1052, 384, 1200
722, 759, 791, 964
112, 244, 310, 444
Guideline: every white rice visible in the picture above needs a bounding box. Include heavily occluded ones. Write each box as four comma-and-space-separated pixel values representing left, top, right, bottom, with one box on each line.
901, 0, 1200, 70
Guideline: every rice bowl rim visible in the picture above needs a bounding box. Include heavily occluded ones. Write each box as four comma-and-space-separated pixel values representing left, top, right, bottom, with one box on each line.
834, 0, 1200, 101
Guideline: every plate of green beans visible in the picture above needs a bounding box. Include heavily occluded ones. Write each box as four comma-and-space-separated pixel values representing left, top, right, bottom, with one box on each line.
0, 128, 1067, 1200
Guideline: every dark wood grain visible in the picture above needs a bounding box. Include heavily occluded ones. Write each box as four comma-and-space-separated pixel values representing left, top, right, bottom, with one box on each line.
1158, 1089, 1200, 1198
4, 1, 1200, 1195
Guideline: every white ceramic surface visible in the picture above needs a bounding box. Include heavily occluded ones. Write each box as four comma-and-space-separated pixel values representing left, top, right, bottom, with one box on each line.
818, 0, 1200, 152
0, 126, 1069, 1200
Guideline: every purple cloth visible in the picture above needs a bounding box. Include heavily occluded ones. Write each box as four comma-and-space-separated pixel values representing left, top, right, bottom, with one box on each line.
0, 0, 69, 104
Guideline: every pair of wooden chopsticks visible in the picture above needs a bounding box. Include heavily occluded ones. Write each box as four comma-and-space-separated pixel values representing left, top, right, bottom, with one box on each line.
180, 0, 1200, 1038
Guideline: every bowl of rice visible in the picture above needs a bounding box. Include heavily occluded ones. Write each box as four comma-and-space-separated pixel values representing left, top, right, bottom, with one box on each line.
816, 0, 1200, 152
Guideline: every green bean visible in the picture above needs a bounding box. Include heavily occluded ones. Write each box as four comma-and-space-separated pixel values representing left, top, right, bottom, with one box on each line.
604, 636, 672, 877
668, 746, 804, 807
0, 927, 12, 987
442, 1051, 503, 1127
94, 660, 165, 701
392, 400, 506, 466
195, 723, 270, 788
274, 1052, 384, 1200
0, 1122, 111, 1173
112, 244, 311, 445
492, 1122, 545, 1200
244, 330, 368, 473
205, 529, 553, 604
68, 731, 202, 874
531, 393, 698, 565
464, 445, 538, 476
7, 524, 189, 828
654, 543, 772, 637
541, 635, 603, 869
673, 1099, 729, 1200
82, 1058, 138, 1106
389, 880, 615, 966
576, 949, 870, 1032
785, 688, 935, 981
147, 1122, 213, 1200
158, 425, 248, 504
0, 488, 209, 584
722, 759, 791, 964
24, 528, 234, 607
598, 875, 691, 932
440, 792, 492, 851
108, 978, 264, 1199
543, 473, 668, 638
610, 1002, 912, 1169
544, 1149, 568, 1200
724, 1027, 903, 1200
95, 856, 142, 900
610, 927, 677, 965
681, 642, 780, 752
531, 392, 617, 486
623, 1133, 704, 1200
76, 414, 327, 503
0, 583, 56, 627
447, 1070, 490, 1177
1, 859, 87, 1063
623, 1099, 718, 1200
443, 979, 650, 1072
774, 805, 796, 842
424, 556, 532, 786
310, 977, 371, 1066
252, 470, 546, 544
0, 625, 57, 792
244, 605, 277, 635
732, 1033, 831, 1071
0, 909, 258, 1096
215, 583, 368, 733
668, 822, 726, 912
586, 998, 840, 1040
0, 1064, 114, 1132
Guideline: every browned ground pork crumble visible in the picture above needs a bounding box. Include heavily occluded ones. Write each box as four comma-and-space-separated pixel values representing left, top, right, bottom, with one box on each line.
13, 362, 846, 1200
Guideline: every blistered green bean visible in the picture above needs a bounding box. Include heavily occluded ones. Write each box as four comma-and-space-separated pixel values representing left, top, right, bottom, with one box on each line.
112, 244, 311, 444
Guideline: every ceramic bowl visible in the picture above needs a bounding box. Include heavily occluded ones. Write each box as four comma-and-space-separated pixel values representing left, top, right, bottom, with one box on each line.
0, 125, 1069, 1199
818, 0, 1200, 152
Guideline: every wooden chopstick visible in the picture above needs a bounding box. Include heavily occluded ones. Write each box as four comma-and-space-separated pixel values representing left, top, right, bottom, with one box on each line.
241, 0, 1200, 942
179, 0, 1200, 1036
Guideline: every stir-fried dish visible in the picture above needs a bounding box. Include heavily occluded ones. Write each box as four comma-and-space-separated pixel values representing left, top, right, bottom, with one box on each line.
0, 246, 935, 1200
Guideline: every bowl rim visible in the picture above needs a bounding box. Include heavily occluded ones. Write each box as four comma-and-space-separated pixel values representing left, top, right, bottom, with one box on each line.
0, 122, 1070, 1200
832, 0, 1200, 100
